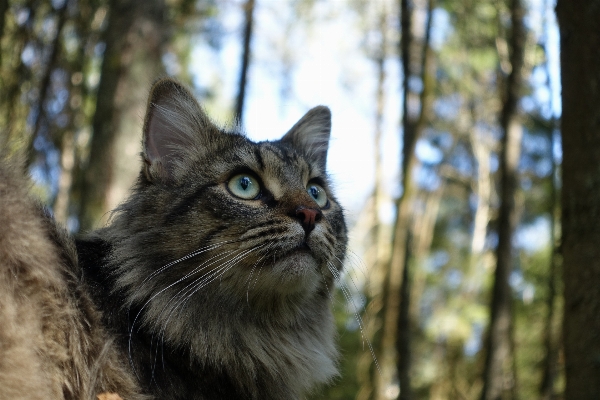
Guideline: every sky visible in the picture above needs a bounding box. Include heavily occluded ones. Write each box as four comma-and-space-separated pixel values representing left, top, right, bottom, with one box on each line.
189, 0, 561, 240
190, 0, 401, 224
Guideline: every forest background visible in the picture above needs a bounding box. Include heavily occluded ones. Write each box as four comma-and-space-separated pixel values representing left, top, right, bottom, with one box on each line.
0, 0, 598, 399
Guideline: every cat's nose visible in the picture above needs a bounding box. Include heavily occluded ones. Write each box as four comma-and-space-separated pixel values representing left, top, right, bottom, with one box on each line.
295, 206, 322, 234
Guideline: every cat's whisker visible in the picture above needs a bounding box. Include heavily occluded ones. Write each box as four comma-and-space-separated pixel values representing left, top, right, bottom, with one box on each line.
176, 248, 239, 284
332, 253, 379, 334
128, 240, 240, 320
333, 254, 364, 296
131, 249, 238, 334
243, 242, 273, 287
344, 249, 370, 282
154, 246, 266, 360
319, 234, 337, 255
327, 262, 381, 377
143, 238, 241, 284
245, 243, 274, 303
147, 251, 248, 377
319, 269, 336, 309
128, 248, 243, 373
157, 245, 266, 323
181, 245, 265, 304
249, 264, 265, 297
145, 248, 243, 379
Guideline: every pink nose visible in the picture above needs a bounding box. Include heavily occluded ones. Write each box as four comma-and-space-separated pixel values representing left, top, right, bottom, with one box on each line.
295, 207, 322, 234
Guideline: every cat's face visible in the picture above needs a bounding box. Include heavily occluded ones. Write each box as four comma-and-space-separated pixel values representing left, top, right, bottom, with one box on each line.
114, 79, 346, 311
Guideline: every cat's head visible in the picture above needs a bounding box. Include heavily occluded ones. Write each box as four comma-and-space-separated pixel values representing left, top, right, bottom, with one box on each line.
112, 78, 347, 311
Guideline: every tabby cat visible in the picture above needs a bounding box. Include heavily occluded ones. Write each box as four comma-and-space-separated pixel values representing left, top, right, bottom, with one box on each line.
1, 78, 348, 399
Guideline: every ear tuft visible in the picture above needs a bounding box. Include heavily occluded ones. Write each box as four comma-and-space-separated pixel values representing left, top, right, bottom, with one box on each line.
280, 106, 331, 171
142, 78, 210, 183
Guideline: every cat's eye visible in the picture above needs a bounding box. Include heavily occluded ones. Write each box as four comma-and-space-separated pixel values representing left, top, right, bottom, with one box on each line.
307, 183, 328, 208
228, 173, 261, 200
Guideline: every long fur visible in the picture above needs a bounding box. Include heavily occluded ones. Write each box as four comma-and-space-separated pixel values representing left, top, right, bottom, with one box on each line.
0, 155, 145, 400
0, 78, 347, 399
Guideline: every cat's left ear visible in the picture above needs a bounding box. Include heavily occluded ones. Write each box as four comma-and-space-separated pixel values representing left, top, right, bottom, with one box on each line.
142, 78, 212, 183
280, 106, 331, 171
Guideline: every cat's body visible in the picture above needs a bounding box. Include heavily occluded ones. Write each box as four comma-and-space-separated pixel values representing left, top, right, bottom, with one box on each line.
0, 79, 347, 399
0, 158, 145, 400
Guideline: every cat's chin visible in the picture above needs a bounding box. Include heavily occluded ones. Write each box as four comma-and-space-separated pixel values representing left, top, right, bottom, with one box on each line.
269, 250, 322, 294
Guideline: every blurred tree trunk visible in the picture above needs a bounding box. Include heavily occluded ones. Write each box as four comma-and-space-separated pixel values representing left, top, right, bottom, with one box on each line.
557, 1, 600, 398
78, 0, 167, 231
469, 111, 492, 274
52, 0, 98, 225
78, 0, 133, 231
234, 0, 255, 122
0, 0, 37, 150
27, 0, 69, 166
54, 131, 75, 224
377, 0, 434, 398
357, 6, 389, 400
539, 6, 561, 397
480, 0, 525, 399
105, 0, 167, 216
375, 0, 415, 395
410, 181, 443, 323
0, 0, 8, 67
539, 126, 559, 400
396, 1, 434, 399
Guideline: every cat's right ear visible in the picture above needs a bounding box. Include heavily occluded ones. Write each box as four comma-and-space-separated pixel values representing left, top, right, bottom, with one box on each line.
280, 106, 331, 172
142, 78, 210, 183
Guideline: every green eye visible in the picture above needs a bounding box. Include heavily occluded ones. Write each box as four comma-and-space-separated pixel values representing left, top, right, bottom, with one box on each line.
307, 183, 328, 208
227, 173, 261, 200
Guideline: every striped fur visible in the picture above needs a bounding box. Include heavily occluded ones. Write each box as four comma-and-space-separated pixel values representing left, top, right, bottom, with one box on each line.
77, 79, 348, 399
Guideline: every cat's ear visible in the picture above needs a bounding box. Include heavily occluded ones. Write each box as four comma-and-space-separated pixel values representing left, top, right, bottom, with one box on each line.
281, 106, 331, 171
142, 78, 211, 182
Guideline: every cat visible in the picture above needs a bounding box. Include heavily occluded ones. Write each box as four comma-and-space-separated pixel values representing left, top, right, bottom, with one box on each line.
0, 156, 145, 400
0, 78, 348, 399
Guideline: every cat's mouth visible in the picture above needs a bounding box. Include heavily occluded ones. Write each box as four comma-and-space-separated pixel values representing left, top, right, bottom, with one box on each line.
266, 242, 321, 291
289, 242, 314, 256
294, 242, 311, 252
272, 242, 317, 265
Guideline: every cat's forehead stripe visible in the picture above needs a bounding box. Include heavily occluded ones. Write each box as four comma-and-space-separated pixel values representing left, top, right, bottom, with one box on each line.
261, 144, 309, 176
253, 143, 310, 199
261, 143, 286, 161
253, 147, 265, 170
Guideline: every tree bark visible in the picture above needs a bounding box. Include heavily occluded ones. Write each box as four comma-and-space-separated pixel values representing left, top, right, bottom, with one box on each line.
396, 2, 434, 399
469, 115, 492, 267
539, 4, 560, 398
0, 0, 37, 149
376, 0, 435, 398
27, 0, 69, 166
480, 0, 525, 399
234, 0, 255, 123
53, 131, 75, 224
78, 0, 167, 231
0, 0, 8, 68
357, 6, 389, 399
78, 0, 134, 231
375, 0, 415, 396
539, 173, 559, 400
557, 1, 600, 398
